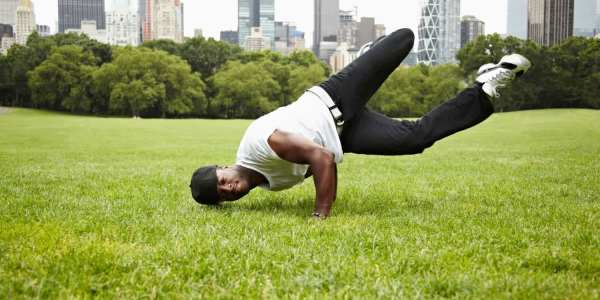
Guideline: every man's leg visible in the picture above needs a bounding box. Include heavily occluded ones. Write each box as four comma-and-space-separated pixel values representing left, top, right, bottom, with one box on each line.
320, 28, 415, 122
340, 85, 494, 155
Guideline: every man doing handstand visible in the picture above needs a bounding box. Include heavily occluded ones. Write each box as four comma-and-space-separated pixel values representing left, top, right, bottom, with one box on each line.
189, 28, 531, 218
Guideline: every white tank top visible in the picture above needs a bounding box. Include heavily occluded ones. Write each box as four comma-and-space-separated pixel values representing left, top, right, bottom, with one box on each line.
235, 87, 344, 191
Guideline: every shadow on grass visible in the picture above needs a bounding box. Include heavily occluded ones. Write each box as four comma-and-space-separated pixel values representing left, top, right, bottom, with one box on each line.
206, 192, 428, 219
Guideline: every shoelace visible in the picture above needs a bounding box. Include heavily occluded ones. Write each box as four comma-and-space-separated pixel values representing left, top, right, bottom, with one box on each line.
490, 69, 515, 88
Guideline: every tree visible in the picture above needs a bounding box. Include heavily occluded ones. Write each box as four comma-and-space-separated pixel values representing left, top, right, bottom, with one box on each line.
28, 45, 98, 112
179, 37, 242, 79
94, 47, 206, 117
0, 55, 11, 105
289, 63, 328, 101
5, 44, 37, 107
211, 60, 280, 118
141, 39, 180, 56
51, 32, 113, 65
369, 66, 428, 117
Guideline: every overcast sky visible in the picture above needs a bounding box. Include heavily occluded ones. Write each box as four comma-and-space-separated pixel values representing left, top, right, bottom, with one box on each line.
32, 0, 509, 48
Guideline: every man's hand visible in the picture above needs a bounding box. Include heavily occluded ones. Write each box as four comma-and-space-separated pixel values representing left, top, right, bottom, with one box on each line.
268, 130, 337, 218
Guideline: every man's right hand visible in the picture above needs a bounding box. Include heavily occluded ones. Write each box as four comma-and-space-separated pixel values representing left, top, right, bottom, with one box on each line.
267, 130, 338, 218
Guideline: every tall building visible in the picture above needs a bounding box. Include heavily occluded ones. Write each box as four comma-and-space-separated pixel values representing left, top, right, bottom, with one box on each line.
357, 17, 375, 47
338, 9, 358, 48
329, 42, 354, 73
238, 0, 275, 50
313, 0, 339, 59
220, 30, 239, 45
375, 24, 386, 39
528, 0, 574, 46
461, 15, 485, 48
245, 26, 270, 51
176, 0, 184, 40
418, 0, 461, 65
574, 0, 599, 37
106, 0, 140, 46
15, 0, 35, 45
507, 0, 528, 39
58, 0, 105, 33
144, 0, 182, 42
274, 21, 305, 55
138, 0, 145, 41
0, 0, 19, 26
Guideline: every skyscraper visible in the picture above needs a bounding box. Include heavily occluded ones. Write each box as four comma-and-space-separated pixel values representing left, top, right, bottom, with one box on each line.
153, 0, 178, 41
58, 0, 106, 33
0, 0, 19, 26
139, 0, 183, 43
528, 0, 574, 46
357, 17, 375, 47
507, 0, 528, 39
313, 0, 339, 59
574, 0, 599, 37
417, 0, 461, 65
15, 0, 35, 45
461, 15, 485, 48
338, 9, 358, 48
106, 0, 140, 46
238, 0, 275, 50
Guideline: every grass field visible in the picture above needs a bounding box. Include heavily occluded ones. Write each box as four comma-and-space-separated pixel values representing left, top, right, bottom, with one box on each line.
1, 108, 599, 299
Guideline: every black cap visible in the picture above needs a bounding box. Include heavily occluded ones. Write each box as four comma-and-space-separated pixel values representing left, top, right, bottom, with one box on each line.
190, 166, 219, 205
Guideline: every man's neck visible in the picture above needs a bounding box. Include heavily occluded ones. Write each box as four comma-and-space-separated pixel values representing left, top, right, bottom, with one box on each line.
234, 165, 267, 188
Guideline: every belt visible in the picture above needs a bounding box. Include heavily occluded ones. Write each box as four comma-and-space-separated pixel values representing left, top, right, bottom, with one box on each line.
307, 86, 345, 134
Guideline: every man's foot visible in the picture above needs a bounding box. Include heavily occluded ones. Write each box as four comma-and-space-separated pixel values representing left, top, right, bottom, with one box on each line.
476, 54, 532, 98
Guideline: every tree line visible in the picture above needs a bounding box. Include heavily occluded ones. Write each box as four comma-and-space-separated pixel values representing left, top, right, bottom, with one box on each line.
0, 32, 598, 119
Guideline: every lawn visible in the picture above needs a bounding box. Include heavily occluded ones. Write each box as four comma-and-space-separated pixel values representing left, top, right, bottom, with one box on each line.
0, 108, 599, 299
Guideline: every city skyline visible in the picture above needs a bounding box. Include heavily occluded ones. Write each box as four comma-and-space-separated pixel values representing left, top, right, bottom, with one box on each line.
30, 0, 509, 48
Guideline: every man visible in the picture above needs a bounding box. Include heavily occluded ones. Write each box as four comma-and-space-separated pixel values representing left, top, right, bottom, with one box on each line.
190, 28, 531, 218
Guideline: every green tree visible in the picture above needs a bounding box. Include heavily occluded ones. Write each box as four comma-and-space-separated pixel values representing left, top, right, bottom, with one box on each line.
0, 55, 11, 105
289, 63, 328, 101
5, 44, 38, 106
179, 37, 242, 79
141, 39, 180, 56
211, 60, 280, 118
50, 32, 113, 65
369, 66, 428, 117
28, 45, 98, 112
94, 47, 206, 117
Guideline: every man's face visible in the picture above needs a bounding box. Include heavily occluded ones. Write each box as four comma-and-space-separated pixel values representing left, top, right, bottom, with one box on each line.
216, 166, 251, 202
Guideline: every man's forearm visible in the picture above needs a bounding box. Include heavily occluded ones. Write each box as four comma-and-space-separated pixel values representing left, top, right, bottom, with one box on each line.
311, 156, 337, 217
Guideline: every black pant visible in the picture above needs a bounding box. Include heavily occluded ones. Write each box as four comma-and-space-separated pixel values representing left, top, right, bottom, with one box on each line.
319, 28, 494, 155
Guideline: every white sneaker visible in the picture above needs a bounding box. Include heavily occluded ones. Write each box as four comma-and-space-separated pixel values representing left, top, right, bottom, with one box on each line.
476, 54, 532, 98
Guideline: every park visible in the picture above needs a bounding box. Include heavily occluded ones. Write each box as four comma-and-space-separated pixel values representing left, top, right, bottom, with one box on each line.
0, 106, 599, 298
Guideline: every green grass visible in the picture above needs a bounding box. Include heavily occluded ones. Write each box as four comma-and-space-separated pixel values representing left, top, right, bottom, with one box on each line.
1, 108, 599, 299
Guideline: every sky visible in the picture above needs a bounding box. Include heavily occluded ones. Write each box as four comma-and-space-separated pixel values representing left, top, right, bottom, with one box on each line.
32, 0, 509, 48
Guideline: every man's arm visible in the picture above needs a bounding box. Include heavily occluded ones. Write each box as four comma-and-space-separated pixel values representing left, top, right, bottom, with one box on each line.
267, 130, 337, 218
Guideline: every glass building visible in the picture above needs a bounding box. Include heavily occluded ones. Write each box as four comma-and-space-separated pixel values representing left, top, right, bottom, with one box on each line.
417, 0, 461, 65
460, 15, 485, 48
58, 0, 106, 32
238, 0, 275, 50
313, 0, 339, 59
528, 0, 574, 46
